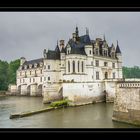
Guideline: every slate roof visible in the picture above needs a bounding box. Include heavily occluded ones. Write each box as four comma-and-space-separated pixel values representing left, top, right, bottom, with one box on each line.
70, 47, 86, 55
46, 50, 60, 60
23, 58, 43, 66
55, 45, 60, 52
61, 47, 66, 53
116, 44, 121, 54
22, 58, 43, 69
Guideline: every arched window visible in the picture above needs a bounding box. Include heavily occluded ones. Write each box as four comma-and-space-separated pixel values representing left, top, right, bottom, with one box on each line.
68, 61, 70, 73
78, 61, 80, 72
82, 61, 84, 73
73, 61, 75, 73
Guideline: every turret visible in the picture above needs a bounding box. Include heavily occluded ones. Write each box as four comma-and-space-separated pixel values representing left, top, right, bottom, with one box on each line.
116, 41, 123, 79
116, 40, 122, 61
20, 57, 26, 66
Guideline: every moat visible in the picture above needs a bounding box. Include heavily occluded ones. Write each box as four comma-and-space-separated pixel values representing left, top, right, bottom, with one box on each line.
0, 96, 139, 128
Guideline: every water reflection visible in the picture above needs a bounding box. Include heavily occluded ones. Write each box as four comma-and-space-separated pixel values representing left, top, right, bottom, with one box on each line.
0, 96, 139, 128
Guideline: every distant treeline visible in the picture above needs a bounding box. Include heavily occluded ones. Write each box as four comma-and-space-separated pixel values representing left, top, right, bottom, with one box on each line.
123, 66, 140, 78
0, 59, 140, 91
0, 59, 20, 91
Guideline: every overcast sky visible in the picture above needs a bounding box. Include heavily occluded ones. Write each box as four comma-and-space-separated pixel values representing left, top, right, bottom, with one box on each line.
0, 12, 139, 67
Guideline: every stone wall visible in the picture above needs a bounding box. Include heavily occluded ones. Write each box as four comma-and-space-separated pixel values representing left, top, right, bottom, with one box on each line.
6, 84, 18, 95
112, 82, 140, 125
63, 82, 106, 105
43, 83, 63, 103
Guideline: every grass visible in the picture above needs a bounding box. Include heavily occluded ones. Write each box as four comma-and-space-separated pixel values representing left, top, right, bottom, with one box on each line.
50, 99, 70, 107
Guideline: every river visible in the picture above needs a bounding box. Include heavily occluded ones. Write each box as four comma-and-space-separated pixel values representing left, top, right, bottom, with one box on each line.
0, 96, 139, 128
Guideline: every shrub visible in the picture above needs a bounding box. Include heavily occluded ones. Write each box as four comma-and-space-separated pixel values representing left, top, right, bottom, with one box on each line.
50, 100, 69, 107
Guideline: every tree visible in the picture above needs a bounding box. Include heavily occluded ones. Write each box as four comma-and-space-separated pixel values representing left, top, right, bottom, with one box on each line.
8, 59, 20, 84
0, 60, 9, 90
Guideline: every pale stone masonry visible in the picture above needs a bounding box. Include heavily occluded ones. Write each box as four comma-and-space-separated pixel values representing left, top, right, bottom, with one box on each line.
14, 27, 123, 104
112, 80, 140, 125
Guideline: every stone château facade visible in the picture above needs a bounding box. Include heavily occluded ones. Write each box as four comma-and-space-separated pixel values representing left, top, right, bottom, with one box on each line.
15, 27, 123, 104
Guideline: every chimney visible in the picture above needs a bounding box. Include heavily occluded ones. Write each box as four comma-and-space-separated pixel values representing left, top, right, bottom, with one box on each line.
20, 57, 26, 66
60, 40, 65, 50
72, 33, 76, 42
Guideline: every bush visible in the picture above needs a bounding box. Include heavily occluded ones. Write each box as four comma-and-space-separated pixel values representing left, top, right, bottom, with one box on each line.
50, 100, 69, 107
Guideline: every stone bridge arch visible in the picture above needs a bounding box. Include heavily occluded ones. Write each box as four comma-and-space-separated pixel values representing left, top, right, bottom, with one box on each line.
37, 84, 43, 96
17, 84, 27, 95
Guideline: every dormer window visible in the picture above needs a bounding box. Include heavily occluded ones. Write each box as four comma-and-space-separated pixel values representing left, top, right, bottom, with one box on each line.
40, 62, 43, 67
20, 66, 22, 70
95, 48, 99, 55
34, 63, 37, 68
111, 52, 115, 58
24, 65, 27, 69
29, 64, 32, 69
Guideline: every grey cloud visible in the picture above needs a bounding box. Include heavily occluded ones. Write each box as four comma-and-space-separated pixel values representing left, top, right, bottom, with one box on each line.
0, 12, 139, 67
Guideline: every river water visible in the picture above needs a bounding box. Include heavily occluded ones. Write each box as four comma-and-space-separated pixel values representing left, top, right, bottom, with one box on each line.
0, 96, 139, 128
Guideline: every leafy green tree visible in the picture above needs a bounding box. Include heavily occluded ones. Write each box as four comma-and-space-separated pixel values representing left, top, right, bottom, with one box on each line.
8, 59, 20, 84
123, 66, 140, 78
0, 59, 20, 91
0, 60, 9, 90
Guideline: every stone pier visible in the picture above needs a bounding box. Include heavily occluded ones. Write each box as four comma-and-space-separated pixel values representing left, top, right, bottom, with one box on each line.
20, 84, 28, 95
30, 84, 38, 96
43, 83, 63, 103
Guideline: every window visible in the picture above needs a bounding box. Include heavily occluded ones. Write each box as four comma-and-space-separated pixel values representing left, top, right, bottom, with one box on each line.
103, 50, 108, 56
112, 63, 115, 68
40, 69, 42, 74
30, 78, 31, 83
96, 72, 99, 80
25, 71, 26, 76
40, 77, 42, 82
48, 65, 50, 70
30, 71, 31, 75
105, 72, 108, 79
23, 79, 24, 83
78, 61, 80, 72
82, 61, 84, 73
35, 70, 36, 75
95, 48, 98, 55
113, 72, 115, 79
89, 50, 92, 55
73, 61, 75, 73
48, 76, 50, 81
33, 78, 35, 82
104, 62, 108, 67
20, 72, 22, 76
68, 61, 70, 73
112, 52, 115, 58
91, 61, 93, 66
95, 60, 99, 67
44, 77, 46, 81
